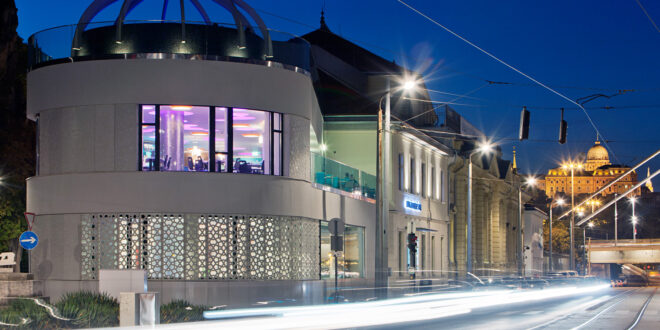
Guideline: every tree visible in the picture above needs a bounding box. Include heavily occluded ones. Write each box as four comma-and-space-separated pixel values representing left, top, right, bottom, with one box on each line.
0, 0, 34, 271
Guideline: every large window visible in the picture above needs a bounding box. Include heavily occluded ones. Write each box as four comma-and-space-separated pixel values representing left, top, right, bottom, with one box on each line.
320, 222, 364, 279
410, 157, 415, 194
140, 105, 282, 175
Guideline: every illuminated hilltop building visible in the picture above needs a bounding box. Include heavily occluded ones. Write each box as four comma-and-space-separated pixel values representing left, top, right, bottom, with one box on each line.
543, 141, 639, 197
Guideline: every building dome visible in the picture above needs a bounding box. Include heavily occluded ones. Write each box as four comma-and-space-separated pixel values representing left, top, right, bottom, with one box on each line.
587, 141, 609, 162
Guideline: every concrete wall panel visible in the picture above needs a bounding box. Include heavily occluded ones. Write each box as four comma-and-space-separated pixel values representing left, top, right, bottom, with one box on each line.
28, 60, 319, 122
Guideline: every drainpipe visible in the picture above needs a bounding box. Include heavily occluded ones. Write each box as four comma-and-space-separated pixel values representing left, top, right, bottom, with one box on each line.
448, 149, 464, 279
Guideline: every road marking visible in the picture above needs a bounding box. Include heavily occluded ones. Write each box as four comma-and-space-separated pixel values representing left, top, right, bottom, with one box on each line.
571, 288, 641, 330
626, 287, 657, 330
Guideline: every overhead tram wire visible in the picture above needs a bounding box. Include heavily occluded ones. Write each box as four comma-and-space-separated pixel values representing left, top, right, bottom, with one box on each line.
398, 0, 623, 164
635, 0, 660, 34
401, 83, 491, 124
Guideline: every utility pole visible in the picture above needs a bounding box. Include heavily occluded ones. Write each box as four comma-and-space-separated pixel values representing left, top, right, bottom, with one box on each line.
375, 78, 390, 294
518, 183, 523, 276
614, 193, 618, 245
568, 164, 576, 271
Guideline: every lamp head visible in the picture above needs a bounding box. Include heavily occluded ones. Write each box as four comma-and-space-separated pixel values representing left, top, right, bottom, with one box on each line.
556, 198, 565, 206
403, 79, 417, 91
525, 176, 537, 187
588, 222, 594, 228
476, 140, 494, 154
629, 196, 637, 204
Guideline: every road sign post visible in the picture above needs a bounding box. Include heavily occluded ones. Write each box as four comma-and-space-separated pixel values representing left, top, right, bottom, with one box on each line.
19, 231, 39, 250
328, 218, 345, 303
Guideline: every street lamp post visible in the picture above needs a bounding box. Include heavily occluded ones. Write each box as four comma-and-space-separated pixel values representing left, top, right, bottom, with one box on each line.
518, 176, 537, 277
376, 76, 417, 292
548, 197, 565, 273
466, 141, 493, 276
630, 196, 637, 241
562, 162, 582, 271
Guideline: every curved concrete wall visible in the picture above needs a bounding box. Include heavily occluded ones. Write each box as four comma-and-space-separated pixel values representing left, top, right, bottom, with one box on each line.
27, 59, 321, 122
26, 172, 373, 221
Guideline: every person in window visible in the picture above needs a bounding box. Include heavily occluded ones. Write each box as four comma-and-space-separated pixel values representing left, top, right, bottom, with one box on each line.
349, 174, 359, 191
195, 156, 204, 171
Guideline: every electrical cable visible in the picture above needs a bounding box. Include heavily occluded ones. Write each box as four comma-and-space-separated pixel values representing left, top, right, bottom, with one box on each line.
397, 0, 619, 164
635, 0, 660, 34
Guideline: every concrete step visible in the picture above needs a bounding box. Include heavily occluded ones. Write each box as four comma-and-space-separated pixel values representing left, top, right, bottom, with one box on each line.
0, 273, 34, 281
0, 280, 43, 298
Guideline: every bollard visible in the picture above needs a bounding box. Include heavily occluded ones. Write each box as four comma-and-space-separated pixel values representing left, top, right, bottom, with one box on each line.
120, 292, 160, 326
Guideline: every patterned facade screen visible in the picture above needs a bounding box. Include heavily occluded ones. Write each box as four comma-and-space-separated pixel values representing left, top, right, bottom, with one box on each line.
81, 214, 320, 280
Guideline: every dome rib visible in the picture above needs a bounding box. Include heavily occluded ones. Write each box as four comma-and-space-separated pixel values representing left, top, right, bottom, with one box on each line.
72, 0, 272, 57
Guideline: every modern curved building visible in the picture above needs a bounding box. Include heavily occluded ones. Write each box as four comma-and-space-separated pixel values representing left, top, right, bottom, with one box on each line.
25, 0, 452, 306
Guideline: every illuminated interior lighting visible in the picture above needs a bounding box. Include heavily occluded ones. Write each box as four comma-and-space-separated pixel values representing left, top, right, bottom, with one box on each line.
242, 134, 260, 138
232, 124, 250, 128
191, 132, 208, 136
170, 105, 193, 111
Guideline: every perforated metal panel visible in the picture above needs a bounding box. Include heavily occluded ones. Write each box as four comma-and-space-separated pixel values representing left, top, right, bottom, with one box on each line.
80, 214, 320, 280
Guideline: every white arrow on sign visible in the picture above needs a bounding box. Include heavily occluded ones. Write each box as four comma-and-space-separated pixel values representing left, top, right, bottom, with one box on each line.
21, 237, 36, 244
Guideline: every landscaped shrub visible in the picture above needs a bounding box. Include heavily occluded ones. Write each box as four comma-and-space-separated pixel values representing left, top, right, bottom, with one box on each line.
0, 298, 62, 329
160, 300, 207, 324
55, 291, 119, 328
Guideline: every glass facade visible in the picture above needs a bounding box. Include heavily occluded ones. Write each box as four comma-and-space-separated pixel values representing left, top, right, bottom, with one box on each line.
140, 105, 282, 175
320, 222, 365, 279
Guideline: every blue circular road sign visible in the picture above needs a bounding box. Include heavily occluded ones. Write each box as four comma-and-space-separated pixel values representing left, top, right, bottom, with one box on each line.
19, 231, 38, 250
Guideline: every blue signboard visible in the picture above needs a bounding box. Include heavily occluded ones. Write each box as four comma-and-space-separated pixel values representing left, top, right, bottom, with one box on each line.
405, 199, 422, 212
19, 231, 38, 250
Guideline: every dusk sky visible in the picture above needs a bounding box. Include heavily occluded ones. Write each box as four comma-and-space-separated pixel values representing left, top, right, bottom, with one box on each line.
15, 0, 660, 184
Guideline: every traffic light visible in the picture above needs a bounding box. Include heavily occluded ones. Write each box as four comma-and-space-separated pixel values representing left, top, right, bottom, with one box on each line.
407, 233, 418, 252
519, 106, 530, 141
407, 233, 418, 268
559, 108, 567, 144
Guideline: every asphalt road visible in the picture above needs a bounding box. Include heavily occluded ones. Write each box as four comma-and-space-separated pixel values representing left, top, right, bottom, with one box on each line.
376, 287, 660, 330
143, 285, 660, 329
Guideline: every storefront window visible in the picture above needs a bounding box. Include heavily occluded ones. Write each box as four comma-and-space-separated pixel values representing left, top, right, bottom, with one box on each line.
232, 109, 270, 174
160, 105, 210, 172
215, 107, 228, 172
320, 222, 364, 279
141, 105, 157, 171
140, 105, 283, 175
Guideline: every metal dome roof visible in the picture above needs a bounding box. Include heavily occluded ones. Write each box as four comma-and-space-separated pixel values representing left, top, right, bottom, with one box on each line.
72, 0, 273, 57
587, 141, 609, 161
76, 0, 268, 31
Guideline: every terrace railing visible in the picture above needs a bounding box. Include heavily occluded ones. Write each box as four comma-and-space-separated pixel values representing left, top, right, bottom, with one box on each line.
28, 20, 310, 72
311, 152, 376, 202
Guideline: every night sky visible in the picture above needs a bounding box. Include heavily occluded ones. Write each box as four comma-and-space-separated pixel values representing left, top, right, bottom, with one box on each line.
15, 0, 660, 185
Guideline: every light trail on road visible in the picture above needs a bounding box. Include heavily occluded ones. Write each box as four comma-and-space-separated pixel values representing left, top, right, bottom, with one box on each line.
180, 284, 611, 329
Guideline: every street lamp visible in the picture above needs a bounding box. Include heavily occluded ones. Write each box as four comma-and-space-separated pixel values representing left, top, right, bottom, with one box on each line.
376, 76, 418, 291
629, 196, 637, 241
561, 161, 583, 271
548, 197, 565, 272
466, 140, 494, 276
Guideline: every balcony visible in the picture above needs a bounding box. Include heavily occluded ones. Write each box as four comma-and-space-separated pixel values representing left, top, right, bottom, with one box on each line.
27, 20, 310, 72
311, 153, 376, 203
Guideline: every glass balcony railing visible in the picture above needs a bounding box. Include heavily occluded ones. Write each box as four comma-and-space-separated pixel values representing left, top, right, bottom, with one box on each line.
311, 152, 376, 201
27, 20, 310, 71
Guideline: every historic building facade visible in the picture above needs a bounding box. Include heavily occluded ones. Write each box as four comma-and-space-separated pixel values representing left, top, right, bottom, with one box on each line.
543, 141, 640, 197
